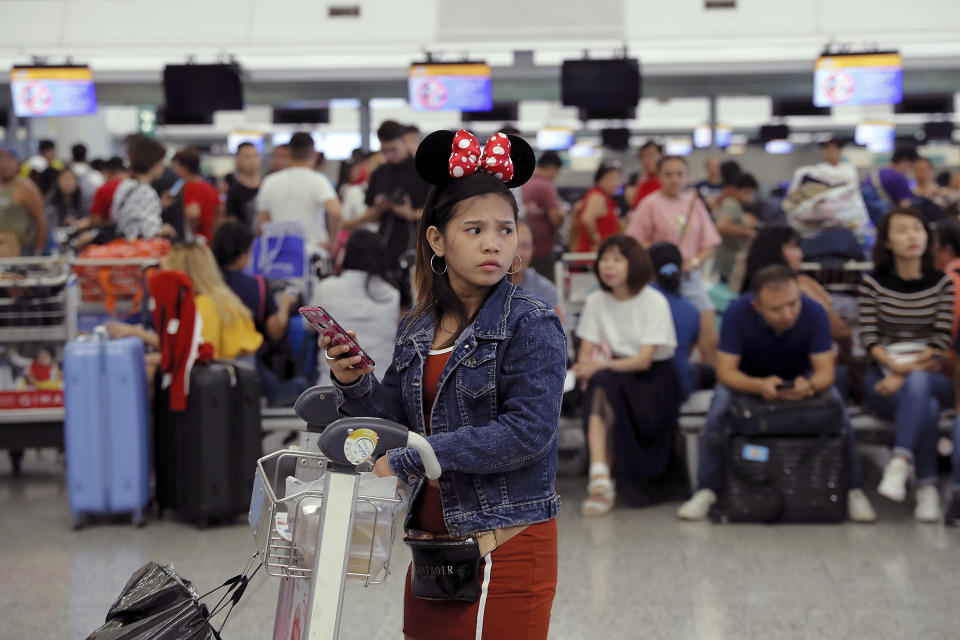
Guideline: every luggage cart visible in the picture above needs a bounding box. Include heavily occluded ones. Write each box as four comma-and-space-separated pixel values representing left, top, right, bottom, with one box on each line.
554, 251, 599, 358
72, 257, 159, 332
250, 387, 441, 640
0, 257, 78, 473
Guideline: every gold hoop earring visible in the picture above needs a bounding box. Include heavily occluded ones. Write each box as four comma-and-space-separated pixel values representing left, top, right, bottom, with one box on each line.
506, 253, 523, 276
430, 254, 447, 275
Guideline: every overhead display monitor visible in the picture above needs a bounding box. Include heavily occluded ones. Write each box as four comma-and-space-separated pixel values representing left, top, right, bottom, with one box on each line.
855, 122, 895, 153
693, 125, 712, 149
715, 124, 733, 148
813, 52, 902, 107
601, 128, 631, 151
10, 65, 98, 117
227, 132, 265, 154
163, 64, 244, 116
664, 138, 693, 156
561, 59, 640, 110
462, 102, 518, 123
408, 62, 492, 112
764, 139, 794, 154
536, 128, 575, 151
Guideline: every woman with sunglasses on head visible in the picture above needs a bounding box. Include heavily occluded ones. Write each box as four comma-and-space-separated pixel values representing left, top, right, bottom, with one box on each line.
320, 130, 565, 640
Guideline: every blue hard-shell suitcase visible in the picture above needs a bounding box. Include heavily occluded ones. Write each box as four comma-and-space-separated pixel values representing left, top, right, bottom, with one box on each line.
64, 335, 150, 528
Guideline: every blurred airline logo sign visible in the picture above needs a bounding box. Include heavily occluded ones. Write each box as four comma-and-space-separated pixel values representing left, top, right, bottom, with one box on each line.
138, 106, 157, 137
408, 63, 493, 112
9, 66, 98, 117
813, 53, 902, 108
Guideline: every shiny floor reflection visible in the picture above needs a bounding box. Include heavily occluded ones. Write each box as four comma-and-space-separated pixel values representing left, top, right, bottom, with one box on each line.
3, 449, 960, 639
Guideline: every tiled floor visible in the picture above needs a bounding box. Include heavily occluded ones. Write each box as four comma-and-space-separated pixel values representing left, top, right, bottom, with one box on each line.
3, 449, 960, 639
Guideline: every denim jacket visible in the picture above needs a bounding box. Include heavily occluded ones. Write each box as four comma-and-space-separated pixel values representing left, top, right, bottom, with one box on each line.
332, 277, 566, 536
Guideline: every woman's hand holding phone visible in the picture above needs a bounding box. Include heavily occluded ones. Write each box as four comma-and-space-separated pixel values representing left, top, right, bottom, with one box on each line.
318, 330, 375, 385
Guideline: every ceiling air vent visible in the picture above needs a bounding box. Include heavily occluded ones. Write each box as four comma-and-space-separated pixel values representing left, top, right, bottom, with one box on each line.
705, 0, 736, 8
328, 5, 361, 18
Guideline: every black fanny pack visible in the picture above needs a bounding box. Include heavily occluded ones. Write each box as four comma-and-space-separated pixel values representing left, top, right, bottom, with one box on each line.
404, 532, 482, 602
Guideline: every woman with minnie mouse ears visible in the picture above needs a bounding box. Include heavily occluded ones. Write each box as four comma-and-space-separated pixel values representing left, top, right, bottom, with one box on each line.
320, 129, 566, 639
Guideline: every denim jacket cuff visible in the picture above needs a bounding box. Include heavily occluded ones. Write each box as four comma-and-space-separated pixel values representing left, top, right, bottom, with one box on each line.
388, 447, 424, 487
332, 372, 373, 400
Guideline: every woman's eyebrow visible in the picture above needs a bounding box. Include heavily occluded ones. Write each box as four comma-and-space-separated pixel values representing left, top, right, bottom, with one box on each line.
461, 219, 516, 226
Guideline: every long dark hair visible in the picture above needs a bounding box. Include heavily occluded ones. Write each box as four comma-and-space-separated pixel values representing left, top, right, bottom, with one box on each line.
740, 225, 800, 294
341, 229, 396, 302
872, 207, 935, 275
413, 172, 519, 345
48, 167, 82, 224
648, 242, 683, 294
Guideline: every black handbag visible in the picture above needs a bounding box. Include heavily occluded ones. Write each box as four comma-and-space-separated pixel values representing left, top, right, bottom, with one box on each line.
404, 533, 483, 603
726, 391, 844, 436
715, 392, 848, 523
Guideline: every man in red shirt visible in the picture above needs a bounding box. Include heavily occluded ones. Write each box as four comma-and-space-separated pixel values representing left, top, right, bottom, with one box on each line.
89, 156, 128, 223
172, 148, 222, 244
627, 140, 663, 210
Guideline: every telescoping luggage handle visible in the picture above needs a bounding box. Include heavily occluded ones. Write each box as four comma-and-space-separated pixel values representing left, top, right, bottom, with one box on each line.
317, 417, 442, 480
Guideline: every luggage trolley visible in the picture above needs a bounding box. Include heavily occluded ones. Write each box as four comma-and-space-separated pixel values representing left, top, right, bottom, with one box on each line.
0, 256, 78, 473
250, 387, 441, 639
72, 256, 160, 331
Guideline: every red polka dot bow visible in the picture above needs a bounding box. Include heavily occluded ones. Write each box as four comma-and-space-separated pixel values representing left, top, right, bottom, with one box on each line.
447, 130, 515, 183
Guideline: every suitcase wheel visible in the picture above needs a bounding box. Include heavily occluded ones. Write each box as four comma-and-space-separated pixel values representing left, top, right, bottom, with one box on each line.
132, 510, 146, 528
72, 513, 86, 531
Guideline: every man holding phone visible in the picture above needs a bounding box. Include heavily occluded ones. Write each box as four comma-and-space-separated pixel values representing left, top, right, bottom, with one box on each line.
354, 121, 431, 308
677, 265, 876, 522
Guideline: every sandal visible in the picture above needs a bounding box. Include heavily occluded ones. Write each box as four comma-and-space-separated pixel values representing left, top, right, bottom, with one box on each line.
582, 472, 615, 517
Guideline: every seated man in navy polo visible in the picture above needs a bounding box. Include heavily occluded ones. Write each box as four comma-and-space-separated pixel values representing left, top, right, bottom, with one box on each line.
676, 265, 876, 522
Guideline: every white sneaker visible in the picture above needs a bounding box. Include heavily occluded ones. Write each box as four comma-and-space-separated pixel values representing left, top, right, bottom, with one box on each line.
878, 457, 910, 502
915, 485, 941, 523
847, 489, 877, 523
677, 489, 717, 521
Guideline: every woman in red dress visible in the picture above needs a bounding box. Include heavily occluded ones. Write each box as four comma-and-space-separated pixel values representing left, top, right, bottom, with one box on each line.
572, 163, 624, 253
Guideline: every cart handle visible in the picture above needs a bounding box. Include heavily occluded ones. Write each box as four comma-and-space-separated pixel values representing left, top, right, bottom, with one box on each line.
318, 417, 442, 480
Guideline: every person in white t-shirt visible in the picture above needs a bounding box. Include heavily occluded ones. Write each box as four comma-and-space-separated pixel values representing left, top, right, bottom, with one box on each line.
256, 132, 342, 253
571, 234, 680, 517
788, 138, 860, 192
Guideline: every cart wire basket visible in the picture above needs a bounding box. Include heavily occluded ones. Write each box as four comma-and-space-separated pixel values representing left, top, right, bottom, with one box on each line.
249, 449, 403, 587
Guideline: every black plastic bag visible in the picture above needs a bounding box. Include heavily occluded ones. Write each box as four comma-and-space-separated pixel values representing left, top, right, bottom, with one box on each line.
86, 561, 258, 640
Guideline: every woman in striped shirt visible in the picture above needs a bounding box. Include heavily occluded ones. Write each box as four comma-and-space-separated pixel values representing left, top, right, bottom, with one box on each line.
858, 207, 955, 522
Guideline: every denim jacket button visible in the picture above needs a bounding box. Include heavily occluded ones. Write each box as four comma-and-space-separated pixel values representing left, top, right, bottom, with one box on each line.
407, 474, 418, 484
466, 358, 477, 367
411, 381, 421, 388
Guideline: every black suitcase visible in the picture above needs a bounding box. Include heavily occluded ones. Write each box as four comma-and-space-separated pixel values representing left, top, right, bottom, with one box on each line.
713, 393, 848, 524
154, 361, 262, 527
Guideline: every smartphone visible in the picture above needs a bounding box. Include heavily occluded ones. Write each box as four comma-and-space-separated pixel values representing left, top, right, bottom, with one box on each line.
776, 381, 795, 390
299, 306, 376, 370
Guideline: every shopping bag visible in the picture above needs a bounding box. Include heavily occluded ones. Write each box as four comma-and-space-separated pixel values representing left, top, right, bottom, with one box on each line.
246, 222, 308, 279
85, 560, 259, 640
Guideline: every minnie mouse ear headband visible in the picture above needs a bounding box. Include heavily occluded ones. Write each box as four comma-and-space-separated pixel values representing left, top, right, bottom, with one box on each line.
415, 129, 536, 190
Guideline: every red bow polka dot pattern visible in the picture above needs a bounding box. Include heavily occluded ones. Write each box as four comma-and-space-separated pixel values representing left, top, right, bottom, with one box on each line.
446, 129, 514, 183
481, 132, 514, 183
448, 130, 482, 179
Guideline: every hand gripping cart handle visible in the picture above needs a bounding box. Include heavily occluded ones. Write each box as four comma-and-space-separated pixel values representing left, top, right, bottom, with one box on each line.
250, 386, 440, 640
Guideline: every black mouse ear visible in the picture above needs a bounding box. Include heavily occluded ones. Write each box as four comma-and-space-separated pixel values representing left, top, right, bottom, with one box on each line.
415, 130, 456, 187
505, 134, 535, 188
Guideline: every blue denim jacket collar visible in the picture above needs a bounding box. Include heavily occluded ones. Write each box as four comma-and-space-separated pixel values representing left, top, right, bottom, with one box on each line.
399, 276, 513, 352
